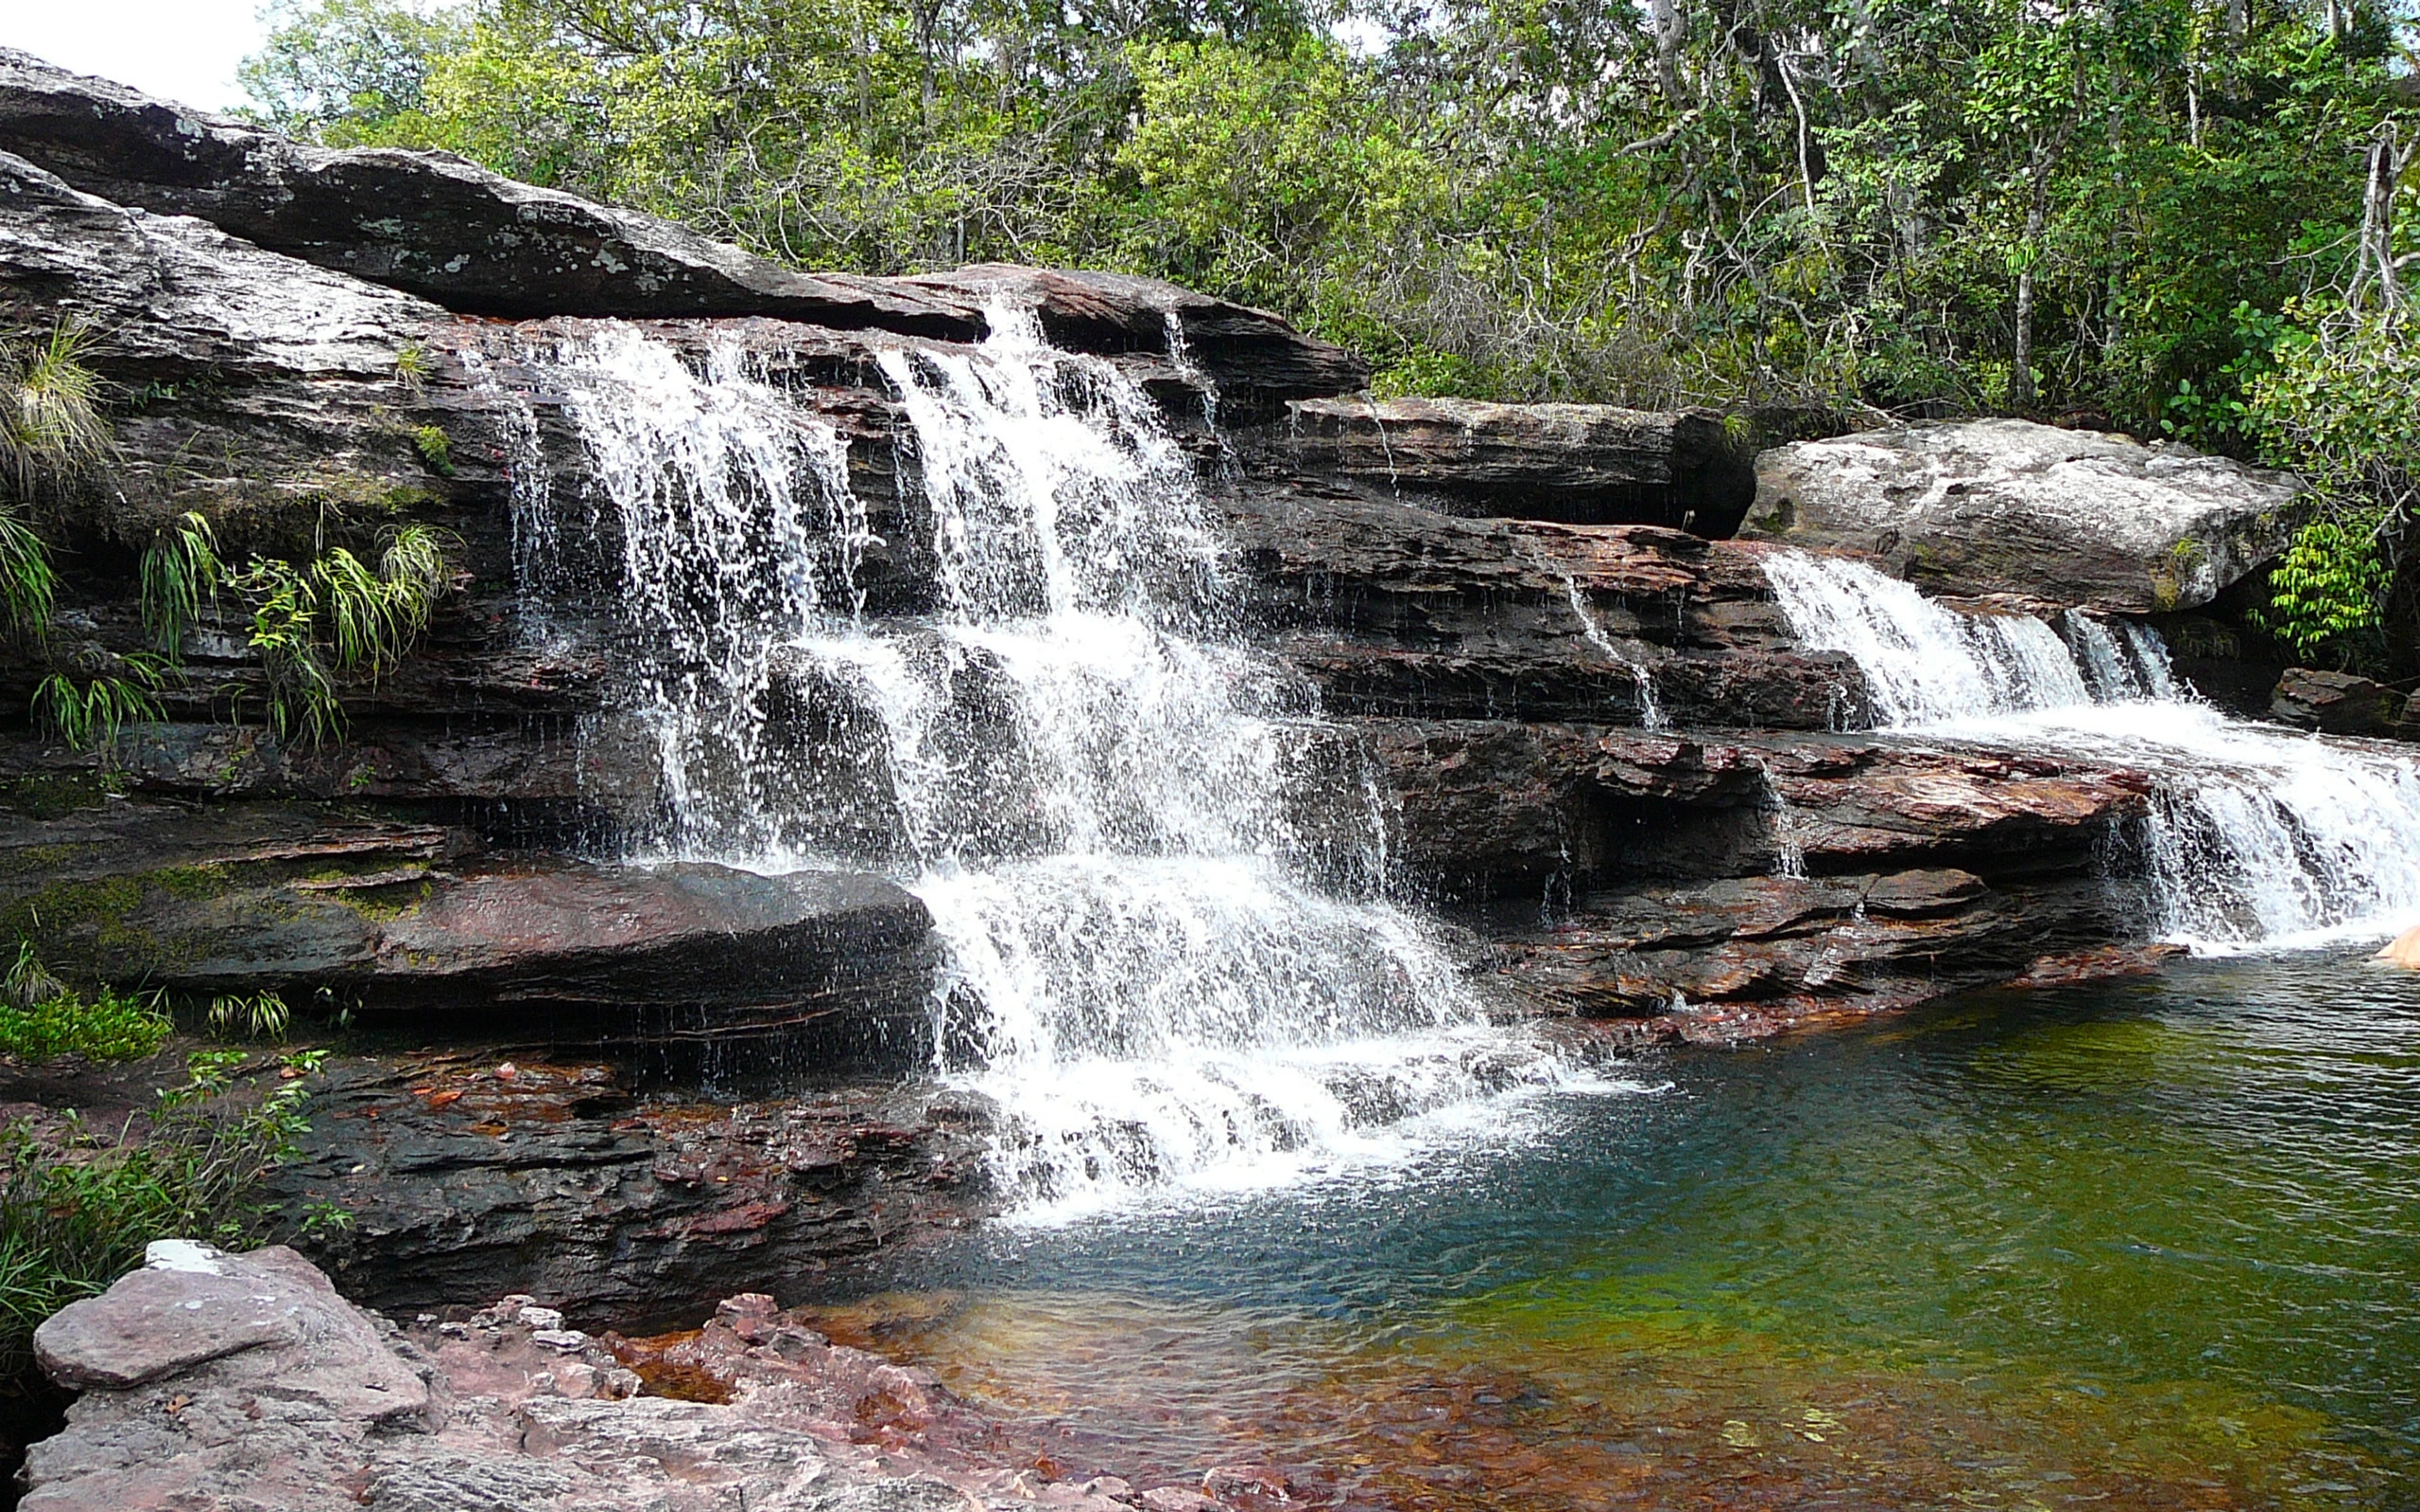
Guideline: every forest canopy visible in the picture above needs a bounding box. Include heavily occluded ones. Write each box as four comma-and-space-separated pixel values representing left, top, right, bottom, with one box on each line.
241, 0, 2419, 660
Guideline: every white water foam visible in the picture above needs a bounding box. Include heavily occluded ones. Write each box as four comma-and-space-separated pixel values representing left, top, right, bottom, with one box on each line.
517, 312, 1593, 1221
1761, 549, 2420, 953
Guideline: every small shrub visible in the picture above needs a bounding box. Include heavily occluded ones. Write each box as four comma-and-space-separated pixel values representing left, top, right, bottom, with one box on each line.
411, 424, 453, 476
0, 1048, 328, 1375
31, 655, 168, 754
0, 952, 172, 1064
392, 342, 430, 392
0, 506, 54, 641
225, 526, 455, 745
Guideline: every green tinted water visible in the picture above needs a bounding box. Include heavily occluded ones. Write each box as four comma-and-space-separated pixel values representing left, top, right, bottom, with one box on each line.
817, 952, 2420, 1509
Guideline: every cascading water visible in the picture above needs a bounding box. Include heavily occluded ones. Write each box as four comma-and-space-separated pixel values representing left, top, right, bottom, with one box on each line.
1763, 548, 2420, 951
512, 311, 1590, 1220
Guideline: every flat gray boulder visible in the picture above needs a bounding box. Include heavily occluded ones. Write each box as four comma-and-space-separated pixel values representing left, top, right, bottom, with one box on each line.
1741, 419, 2298, 611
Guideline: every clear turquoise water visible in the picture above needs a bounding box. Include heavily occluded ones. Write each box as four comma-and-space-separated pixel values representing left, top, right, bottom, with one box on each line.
815, 951, 2420, 1510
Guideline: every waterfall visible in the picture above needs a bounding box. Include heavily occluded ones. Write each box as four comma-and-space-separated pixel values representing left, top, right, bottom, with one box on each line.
1759, 551, 2091, 723
1761, 548, 2420, 952
513, 312, 1582, 1219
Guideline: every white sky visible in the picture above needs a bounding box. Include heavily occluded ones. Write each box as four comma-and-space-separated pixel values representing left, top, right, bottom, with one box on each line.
0, 0, 274, 112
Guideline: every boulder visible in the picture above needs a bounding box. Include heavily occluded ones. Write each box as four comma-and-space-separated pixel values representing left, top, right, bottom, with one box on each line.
2270, 667, 2401, 737
0, 51, 1361, 412
0, 150, 450, 378
1274, 398, 1755, 532
1741, 419, 2298, 612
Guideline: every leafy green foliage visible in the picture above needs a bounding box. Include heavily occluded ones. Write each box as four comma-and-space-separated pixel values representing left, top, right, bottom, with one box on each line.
32, 655, 168, 753
0, 1048, 329, 1376
410, 423, 454, 475
0, 505, 55, 642
0, 948, 172, 1063
225, 525, 456, 745
0, 320, 112, 499
2254, 520, 2392, 661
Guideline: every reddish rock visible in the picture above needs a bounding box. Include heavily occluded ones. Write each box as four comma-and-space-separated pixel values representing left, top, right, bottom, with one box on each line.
2271, 666, 2400, 736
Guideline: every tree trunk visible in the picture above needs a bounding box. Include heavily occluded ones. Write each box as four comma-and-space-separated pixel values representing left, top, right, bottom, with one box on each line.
2012, 146, 2049, 411
1647, 0, 1685, 103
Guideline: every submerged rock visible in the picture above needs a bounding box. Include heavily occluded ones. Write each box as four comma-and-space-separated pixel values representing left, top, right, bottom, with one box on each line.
1741, 419, 2297, 611
20, 1244, 1146, 1512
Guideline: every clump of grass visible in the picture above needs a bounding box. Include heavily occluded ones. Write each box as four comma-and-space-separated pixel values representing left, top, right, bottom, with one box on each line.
32, 653, 167, 754
0, 320, 113, 500
0, 507, 54, 642
0, 949, 171, 1064
206, 991, 289, 1042
410, 423, 453, 476
139, 511, 222, 659
392, 342, 430, 393
225, 524, 455, 746
0, 1048, 329, 1377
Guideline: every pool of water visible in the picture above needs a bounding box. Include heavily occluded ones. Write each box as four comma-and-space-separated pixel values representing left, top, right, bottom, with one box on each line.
804, 951, 2420, 1510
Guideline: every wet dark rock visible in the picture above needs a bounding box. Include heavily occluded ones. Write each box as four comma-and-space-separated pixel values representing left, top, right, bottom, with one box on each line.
1221, 483, 1868, 728
1270, 397, 1754, 533
270, 1057, 988, 1328
1491, 868, 2127, 1020
1367, 720, 2154, 902
1742, 419, 2297, 611
2271, 666, 2401, 737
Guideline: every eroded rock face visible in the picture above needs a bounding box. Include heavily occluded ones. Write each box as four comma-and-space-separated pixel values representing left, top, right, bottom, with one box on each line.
1742, 419, 2298, 611
1223, 482, 1869, 728
20, 1244, 1195, 1512
2269, 667, 2403, 737
1271, 398, 1756, 533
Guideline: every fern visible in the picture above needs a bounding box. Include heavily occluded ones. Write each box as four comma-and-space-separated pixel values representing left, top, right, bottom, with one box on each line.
0, 319, 113, 498
139, 510, 222, 659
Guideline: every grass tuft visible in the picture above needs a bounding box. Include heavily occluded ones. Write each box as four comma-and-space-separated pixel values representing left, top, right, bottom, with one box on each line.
0, 320, 114, 499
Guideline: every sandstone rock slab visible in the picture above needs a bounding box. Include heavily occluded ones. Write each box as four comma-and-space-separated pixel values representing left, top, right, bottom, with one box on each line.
1277, 397, 1755, 532
1742, 419, 2298, 611
2270, 667, 2402, 737
0, 53, 1361, 413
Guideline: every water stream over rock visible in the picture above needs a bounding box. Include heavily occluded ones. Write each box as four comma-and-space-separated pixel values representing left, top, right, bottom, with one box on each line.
519, 313, 1583, 1218
1763, 550, 2420, 952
